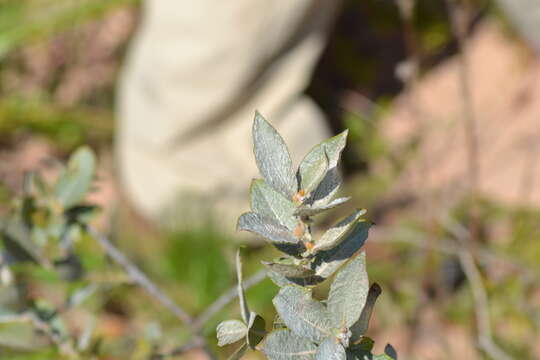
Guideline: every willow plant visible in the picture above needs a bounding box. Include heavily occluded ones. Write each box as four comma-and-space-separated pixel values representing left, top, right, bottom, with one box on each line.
216, 113, 396, 360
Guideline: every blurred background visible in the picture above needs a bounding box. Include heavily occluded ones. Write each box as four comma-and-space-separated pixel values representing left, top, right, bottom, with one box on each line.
0, 0, 539, 359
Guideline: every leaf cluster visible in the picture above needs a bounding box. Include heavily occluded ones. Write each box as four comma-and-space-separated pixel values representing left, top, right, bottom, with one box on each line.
0, 147, 104, 358
217, 113, 396, 359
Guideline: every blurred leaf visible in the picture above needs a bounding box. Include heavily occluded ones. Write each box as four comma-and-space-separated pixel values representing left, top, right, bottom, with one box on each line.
64, 205, 100, 225
54, 253, 84, 281
260, 329, 317, 360
55, 146, 95, 209
0, 318, 44, 350
253, 112, 296, 199
1, 218, 42, 265
328, 253, 369, 328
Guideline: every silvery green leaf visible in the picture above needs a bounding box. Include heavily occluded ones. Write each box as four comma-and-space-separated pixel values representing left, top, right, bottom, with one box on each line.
313, 221, 371, 279
247, 311, 266, 349
253, 112, 296, 199
228, 342, 248, 360
261, 329, 317, 360
55, 146, 96, 209
250, 179, 297, 230
273, 286, 333, 343
313, 209, 367, 253
262, 261, 315, 279
236, 250, 250, 324
300, 130, 348, 172
217, 320, 247, 346
303, 130, 347, 206
297, 146, 329, 196
294, 197, 351, 217
350, 283, 382, 342
237, 212, 298, 244
328, 253, 369, 328
316, 338, 347, 360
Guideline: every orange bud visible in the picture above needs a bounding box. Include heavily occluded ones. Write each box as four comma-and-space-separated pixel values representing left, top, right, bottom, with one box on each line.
293, 189, 306, 203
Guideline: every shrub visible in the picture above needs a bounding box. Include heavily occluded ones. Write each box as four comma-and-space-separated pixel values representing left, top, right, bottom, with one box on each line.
216, 112, 396, 360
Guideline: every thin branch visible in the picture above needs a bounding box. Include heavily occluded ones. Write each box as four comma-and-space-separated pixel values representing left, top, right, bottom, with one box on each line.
192, 269, 267, 331
370, 226, 537, 281
87, 227, 194, 325
150, 336, 207, 359
152, 269, 266, 359
87, 227, 219, 360
441, 218, 515, 360
395, 1, 439, 356
445, 0, 481, 240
